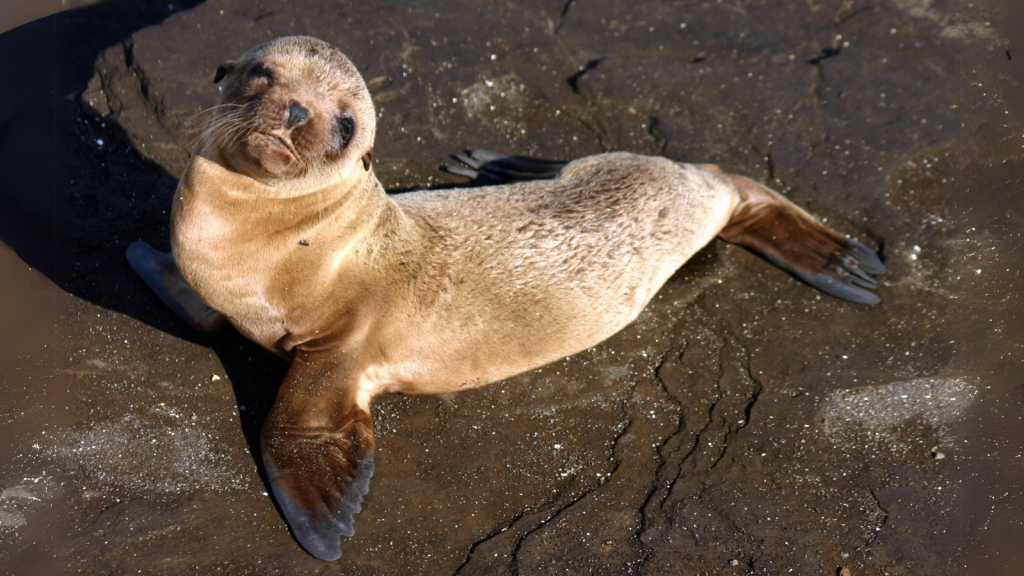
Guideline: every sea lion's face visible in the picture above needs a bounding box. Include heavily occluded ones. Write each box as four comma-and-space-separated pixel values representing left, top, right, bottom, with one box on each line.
205, 36, 375, 188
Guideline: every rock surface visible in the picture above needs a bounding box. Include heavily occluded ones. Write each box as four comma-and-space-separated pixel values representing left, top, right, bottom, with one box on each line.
1, 0, 1024, 574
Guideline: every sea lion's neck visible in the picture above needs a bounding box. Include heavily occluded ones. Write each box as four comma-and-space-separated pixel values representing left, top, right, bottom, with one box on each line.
171, 154, 410, 351
175, 154, 395, 241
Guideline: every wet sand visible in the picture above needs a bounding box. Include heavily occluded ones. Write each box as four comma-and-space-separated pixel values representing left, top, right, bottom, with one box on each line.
1, 0, 1023, 574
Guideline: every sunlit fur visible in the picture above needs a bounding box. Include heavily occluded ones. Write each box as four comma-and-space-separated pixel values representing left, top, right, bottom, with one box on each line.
197, 36, 375, 194
167, 36, 882, 561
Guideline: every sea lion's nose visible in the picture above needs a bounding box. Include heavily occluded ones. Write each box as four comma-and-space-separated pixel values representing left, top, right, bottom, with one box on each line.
286, 101, 311, 129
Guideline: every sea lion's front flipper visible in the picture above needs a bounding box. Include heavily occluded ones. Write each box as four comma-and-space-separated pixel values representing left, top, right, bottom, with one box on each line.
261, 352, 375, 561
125, 241, 227, 333
442, 149, 566, 185
718, 174, 886, 304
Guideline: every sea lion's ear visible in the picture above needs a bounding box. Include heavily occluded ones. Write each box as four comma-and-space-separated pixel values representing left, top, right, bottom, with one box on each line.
213, 60, 238, 84
361, 149, 373, 171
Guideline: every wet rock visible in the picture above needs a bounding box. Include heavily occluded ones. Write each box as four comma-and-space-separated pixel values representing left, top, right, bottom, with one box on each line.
0, 511, 27, 529
57, 410, 251, 495
0, 488, 39, 502
1, 0, 1023, 574
822, 376, 978, 447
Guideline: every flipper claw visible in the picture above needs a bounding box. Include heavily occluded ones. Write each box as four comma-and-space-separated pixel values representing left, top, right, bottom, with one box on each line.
847, 238, 887, 275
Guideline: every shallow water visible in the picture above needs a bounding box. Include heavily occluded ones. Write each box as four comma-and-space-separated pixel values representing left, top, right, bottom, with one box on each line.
1, 0, 1023, 574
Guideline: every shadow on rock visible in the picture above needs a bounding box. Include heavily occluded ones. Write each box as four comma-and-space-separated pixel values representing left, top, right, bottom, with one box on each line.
0, 0, 286, 486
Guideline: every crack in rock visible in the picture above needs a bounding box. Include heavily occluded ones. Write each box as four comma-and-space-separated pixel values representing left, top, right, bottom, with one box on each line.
553, 0, 576, 35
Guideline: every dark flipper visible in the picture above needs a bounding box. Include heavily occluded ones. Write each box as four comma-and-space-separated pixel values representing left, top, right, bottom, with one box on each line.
261, 353, 375, 561
262, 429, 374, 561
125, 240, 227, 333
847, 238, 887, 275
442, 149, 566, 185
718, 175, 886, 304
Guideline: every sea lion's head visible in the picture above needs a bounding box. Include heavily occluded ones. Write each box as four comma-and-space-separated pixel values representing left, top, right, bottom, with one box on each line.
203, 36, 375, 189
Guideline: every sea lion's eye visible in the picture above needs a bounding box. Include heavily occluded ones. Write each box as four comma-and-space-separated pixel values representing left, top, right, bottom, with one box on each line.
336, 114, 355, 149
247, 63, 274, 83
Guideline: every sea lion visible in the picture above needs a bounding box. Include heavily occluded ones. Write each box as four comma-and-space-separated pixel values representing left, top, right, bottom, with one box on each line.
126, 35, 886, 561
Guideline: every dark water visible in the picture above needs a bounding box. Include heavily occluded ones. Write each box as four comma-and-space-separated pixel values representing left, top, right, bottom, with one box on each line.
1, 0, 1023, 574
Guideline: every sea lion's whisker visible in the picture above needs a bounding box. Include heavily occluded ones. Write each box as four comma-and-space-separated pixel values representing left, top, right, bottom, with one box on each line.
204, 111, 250, 151
186, 102, 244, 125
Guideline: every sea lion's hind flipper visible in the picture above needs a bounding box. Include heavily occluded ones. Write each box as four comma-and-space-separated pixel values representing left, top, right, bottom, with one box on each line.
847, 238, 886, 275
718, 175, 886, 305
261, 354, 375, 561
125, 241, 227, 333
442, 149, 566, 185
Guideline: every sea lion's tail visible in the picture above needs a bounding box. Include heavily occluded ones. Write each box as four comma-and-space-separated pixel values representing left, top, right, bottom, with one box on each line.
717, 172, 886, 304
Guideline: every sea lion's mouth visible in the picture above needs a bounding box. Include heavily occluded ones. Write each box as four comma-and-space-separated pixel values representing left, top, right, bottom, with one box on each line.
243, 131, 304, 176
269, 133, 301, 160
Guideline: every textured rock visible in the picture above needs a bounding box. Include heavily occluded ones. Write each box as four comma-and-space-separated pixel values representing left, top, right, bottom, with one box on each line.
1, 0, 1024, 575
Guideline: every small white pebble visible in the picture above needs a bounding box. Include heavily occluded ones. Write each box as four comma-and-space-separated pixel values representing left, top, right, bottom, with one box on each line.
211, 374, 221, 382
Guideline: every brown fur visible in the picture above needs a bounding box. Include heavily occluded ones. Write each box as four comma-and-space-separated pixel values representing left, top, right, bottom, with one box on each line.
158, 36, 879, 560
719, 174, 855, 279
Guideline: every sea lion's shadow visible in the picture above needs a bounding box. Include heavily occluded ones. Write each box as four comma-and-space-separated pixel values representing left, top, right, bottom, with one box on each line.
0, 0, 288, 485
